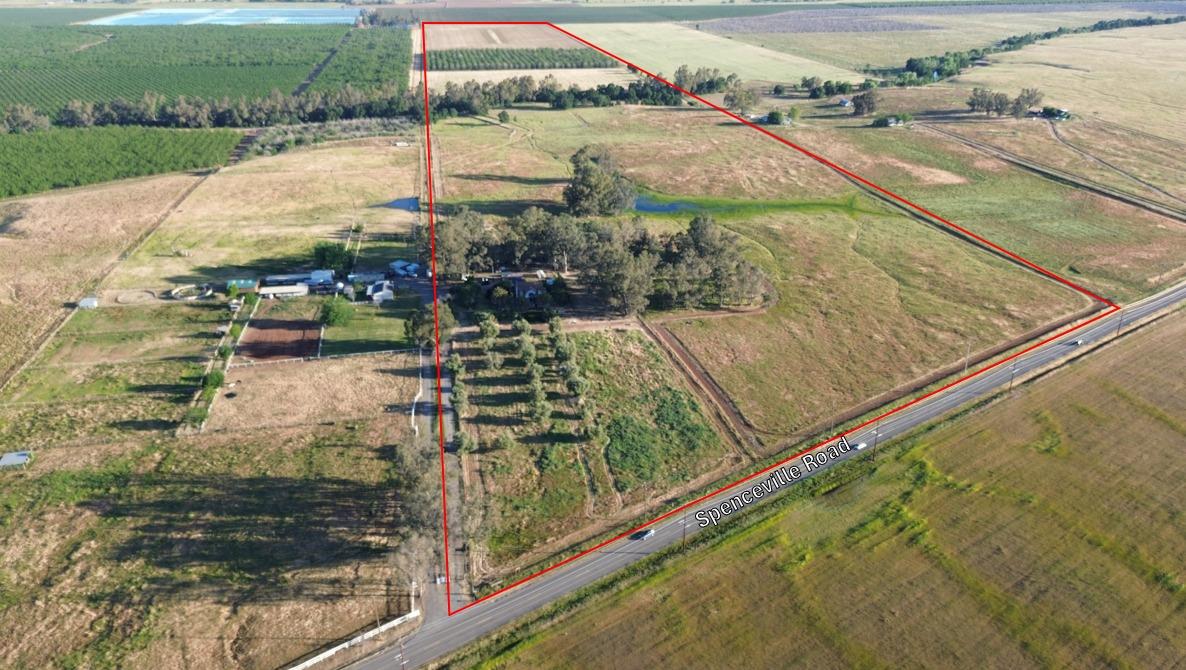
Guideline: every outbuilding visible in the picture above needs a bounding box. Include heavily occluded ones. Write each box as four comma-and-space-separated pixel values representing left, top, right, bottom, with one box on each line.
78, 296, 99, 310
258, 284, 309, 299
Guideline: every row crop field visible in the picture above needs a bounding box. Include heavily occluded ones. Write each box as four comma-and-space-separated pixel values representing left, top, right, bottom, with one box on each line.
0, 126, 240, 198
428, 48, 617, 71
309, 26, 413, 95
0, 24, 348, 112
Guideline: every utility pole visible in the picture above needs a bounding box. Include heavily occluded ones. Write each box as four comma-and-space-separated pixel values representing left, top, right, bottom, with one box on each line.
1008, 359, 1017, 392
682, 508, 688, 548
962, 338, 972, 376
1114, 308, 1124, 336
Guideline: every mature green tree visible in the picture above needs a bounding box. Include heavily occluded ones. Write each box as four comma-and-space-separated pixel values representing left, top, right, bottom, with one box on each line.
563, 145, 635, 216
851, 90, 880, 116
406, 300, 457, 348
587, 246, 657, 315
1009, 87, 1044, 117
723, 83, 759, 114
435, 206, 490, 277
478, 313, 500, 342
2, 105, 50, 134
320, 296, 354, 327
313, 241, 352, 275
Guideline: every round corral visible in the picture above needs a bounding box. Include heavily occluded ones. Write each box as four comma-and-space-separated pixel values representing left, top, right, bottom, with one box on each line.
114, 289, 156, 305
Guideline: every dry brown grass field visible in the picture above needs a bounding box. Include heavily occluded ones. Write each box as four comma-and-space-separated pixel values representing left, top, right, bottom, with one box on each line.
713, 5, 1186, 71
0, 417, 436, 670
951, 22, 1186, 143
0, 174, 199, 384
208, 351, 419, 432
105, 138, 419, 291
0, 306, 430, 668
435, 106, 858, 208
484, 307, 1186, 670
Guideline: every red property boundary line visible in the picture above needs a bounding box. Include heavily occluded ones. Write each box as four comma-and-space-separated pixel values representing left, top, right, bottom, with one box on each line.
420, 21, 1119, 617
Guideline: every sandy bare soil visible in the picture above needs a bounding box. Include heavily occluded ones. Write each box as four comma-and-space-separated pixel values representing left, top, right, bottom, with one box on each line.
427, 24, 583, 50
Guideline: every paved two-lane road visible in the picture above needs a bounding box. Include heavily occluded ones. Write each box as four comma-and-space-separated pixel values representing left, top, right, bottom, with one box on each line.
348, 279, 1186, 670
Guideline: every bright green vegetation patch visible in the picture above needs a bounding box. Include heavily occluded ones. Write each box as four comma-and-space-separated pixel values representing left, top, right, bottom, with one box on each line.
320, 294, 419, 357
0, 126, 240, 198
310, 27, 412, 95
636, 189, 875, 220
428, 48, 616, 71
487, 310, 1186, 670
466, 328, 726, 567
580, 333, 721, 493
0, 24, 348, 112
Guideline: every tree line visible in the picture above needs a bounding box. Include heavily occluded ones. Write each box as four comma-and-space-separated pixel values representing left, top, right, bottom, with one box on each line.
895, 15, 1186, 85
1, 70, 707, 135
967, 87, 1044, 117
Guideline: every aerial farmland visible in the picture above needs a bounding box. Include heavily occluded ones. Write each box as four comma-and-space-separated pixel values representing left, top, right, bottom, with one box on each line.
2, 2, 1186, 668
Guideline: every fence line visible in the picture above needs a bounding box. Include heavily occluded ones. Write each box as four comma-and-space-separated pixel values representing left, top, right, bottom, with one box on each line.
228, 347, 418, 369
286, 608, 421, 670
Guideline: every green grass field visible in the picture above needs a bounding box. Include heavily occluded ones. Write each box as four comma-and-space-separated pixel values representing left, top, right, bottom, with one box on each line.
559, 22, 862, 83
665, 204, 1084, 437
0, 126, 241, 198
0, 302, 228, 449
483, 307, 1186, 669
320, 293, 418, 357
780, 123, 1186, 302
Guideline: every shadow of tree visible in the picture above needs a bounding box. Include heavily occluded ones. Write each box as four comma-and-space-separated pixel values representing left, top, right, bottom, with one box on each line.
80, 441, 439, 603
453, 173, 568, 187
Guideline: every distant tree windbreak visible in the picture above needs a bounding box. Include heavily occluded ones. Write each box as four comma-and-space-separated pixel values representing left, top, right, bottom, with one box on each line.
0, 126, 239, 198
428, 48, 616, 71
